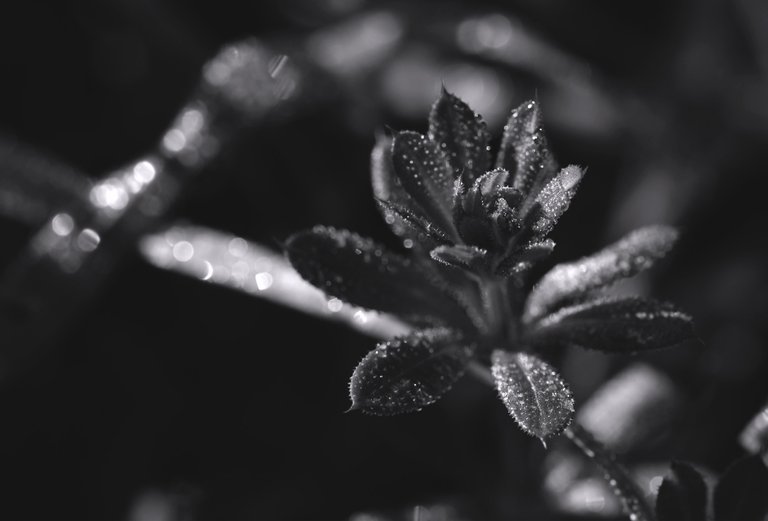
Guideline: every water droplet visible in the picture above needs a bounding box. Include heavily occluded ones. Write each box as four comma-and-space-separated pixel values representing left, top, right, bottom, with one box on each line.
51, 213, 74, 237
172, 241, 194, 262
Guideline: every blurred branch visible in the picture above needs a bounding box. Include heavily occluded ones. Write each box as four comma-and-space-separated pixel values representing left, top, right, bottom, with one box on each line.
140, 224, 410, 340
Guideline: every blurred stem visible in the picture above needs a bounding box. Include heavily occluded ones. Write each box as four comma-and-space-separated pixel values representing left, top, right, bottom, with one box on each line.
478, 277, 517, 343
468, 361, 656, 521
564, 424, 656, 521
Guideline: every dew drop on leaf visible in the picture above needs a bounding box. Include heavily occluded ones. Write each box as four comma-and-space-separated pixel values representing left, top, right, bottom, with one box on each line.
491, 350, 574, 443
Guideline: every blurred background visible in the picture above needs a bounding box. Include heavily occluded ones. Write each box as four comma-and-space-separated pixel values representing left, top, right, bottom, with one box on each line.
1, 0, 768, 519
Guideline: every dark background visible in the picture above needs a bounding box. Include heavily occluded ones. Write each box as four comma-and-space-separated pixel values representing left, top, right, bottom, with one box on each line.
1, 0, 767, 519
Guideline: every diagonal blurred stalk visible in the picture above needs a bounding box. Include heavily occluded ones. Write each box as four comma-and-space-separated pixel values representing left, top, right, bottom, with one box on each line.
0, 39, 310, 381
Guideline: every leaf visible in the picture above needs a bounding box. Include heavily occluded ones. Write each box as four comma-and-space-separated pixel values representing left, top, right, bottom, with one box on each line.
428, 88, 491, 185
285, 226, 470, 326
392, 131, 457, 236
529, 165, 583, 236
349, 328, 474, 415
528, 297, 696, 353
461, 168, 511, 215
491, 350, 574, 443
376, 199, 451, 247
525, 225, 679, 321
495, 239, 555, 277
371, 134, 427, 245
496, 100, 557, 199
430, 244, 487, 272
655, 462, 708, 521
714, 456, 768, 521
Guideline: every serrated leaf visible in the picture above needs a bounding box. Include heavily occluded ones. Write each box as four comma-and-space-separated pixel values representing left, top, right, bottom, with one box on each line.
528, 297, 696, 353
525, 225, 679, 321
491, 350, 574, 443
529, 165, 583, 236
428, 88, 491, 185
655, 462, 708, 521
349, 328, 474, 415
285, 226, 470, 326
430, 244, 488, 272
392, 131, 457, 236
714, 456, 768, 521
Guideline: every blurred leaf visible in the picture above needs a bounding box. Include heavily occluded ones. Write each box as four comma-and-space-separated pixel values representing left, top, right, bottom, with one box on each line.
428, 87, 491, 185
285, 226, 470, 326
655, 461, 708, 521
491, 350, 574, 443
714, 456, 768, 521
525, 225, 679, 320
528, 297, 696, 353
392, 131, 456, 235
349, 328, 474, 415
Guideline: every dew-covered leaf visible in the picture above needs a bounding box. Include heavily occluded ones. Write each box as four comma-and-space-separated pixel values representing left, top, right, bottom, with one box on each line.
528, 297, 696, 353
525, 225, 679, 321
428, 88, 491, 185
462, 169, 510, 215
392, 131, 457, 235
349, 328, 475, 415
496, 100, 557, 199
495, 239, 555, 277
285, 226, 470, 326
714, 456, 768, 521
655, 462, 708, 521
529, 165, 583, 236
371, 134, 426, 244
491, 350, 574, 443
376, 199, 451, 248
430, 244, 487, 272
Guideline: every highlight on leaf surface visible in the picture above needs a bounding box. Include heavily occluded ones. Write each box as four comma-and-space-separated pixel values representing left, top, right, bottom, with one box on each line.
655, 461, 708, 521
525, 225, 679, 321
491, 350, 575, 444
528, 297, 696, 353
348, 328, 475, 415
285, 226, 470, 326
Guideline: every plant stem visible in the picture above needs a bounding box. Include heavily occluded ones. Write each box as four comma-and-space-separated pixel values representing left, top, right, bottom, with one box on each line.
468, 361, 655, 521
478, 277, 517, 342
564, 423, 656, 521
